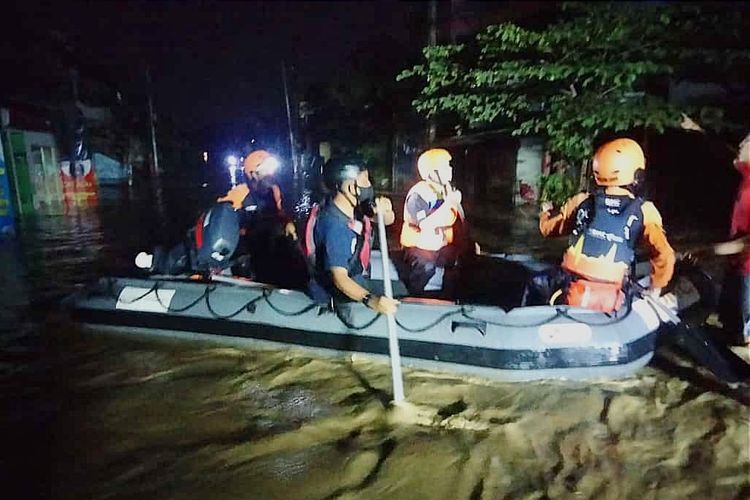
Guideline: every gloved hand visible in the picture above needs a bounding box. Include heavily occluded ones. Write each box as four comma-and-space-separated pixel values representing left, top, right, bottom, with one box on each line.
540, 201, 553, 214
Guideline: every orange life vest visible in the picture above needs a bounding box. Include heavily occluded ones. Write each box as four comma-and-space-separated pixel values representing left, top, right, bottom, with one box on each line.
400, 181, 457, 252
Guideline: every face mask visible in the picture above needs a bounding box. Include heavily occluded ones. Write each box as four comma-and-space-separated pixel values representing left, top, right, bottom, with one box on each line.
358, 186, 374, 203
353, 185, 375, 219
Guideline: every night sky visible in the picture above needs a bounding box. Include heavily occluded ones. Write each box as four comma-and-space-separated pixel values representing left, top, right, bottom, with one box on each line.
3, 1, 424, 139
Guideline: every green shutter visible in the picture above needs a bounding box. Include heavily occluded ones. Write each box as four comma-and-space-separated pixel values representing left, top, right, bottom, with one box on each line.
3, 131, 35, 214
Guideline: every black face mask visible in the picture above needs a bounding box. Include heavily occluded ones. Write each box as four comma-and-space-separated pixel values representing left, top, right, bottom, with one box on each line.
350, 185, 375, 219
358, 186, 374, 203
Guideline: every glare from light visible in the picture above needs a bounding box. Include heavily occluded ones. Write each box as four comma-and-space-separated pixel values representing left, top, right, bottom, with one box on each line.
226, 155, 239, 167
203, 151, 208, 163
256, 156, 280, 176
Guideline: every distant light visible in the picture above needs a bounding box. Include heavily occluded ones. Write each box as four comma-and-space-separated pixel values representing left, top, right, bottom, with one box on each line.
226, 155, 239, 167
203, 151, 208, 163
251, 138, 256, 144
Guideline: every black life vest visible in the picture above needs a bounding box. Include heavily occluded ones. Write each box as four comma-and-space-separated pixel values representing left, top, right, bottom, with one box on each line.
241, 179, 281, 226
571, 191, 645, 268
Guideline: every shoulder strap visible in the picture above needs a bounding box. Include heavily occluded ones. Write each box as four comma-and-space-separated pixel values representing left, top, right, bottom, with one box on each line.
304, 204, 321, 258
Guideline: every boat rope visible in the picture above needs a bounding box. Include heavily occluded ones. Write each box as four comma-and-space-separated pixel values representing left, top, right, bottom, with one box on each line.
153, 282, 215, 313
100, 276, 636, 332
459, 297, 633, 328
261, 289, 320, 317
106, 278, 158, 304
395, 308, 465, 333
205, 291, 265, 320
333, 306, 382, 330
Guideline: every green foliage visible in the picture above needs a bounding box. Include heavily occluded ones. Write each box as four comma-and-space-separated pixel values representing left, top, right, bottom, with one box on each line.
398, 2, 750, 166
357, 141, 391, 187
540, 171, 577, 206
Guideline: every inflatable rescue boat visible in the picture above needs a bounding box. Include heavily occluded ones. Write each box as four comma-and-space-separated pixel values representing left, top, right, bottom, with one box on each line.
62, 250, 688, 382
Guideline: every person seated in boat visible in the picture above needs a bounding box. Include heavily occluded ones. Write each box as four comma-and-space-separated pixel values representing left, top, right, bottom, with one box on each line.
399, 148, 470, 297
539, 138, 675, 313
216, 149, 306, 287
304, 157, 399, 315
217, 149, 296, 239
135, 150, 307, 287
135, 201, 241, 276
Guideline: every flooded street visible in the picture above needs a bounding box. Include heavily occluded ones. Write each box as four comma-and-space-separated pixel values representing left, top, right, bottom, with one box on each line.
1, 180, 748, 500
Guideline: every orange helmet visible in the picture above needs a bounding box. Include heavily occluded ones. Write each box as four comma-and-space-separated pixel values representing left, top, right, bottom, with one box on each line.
592, 139, 645, 187
243, 150, 271, 176
417, 148, 452, 182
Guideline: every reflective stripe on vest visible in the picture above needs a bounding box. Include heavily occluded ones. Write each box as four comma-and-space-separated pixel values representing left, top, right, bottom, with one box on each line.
563, 192, 644, 283
400, 181, 453, 251
242, 179, 281, 216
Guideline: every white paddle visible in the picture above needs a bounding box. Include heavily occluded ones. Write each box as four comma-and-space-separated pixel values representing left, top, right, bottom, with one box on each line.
376, 204, 406, 403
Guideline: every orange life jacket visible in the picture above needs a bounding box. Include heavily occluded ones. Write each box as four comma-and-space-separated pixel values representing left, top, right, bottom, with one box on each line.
400, 181, 457, 252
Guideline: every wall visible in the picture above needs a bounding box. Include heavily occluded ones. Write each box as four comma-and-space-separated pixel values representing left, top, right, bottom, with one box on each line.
21, 130, 65, 213
2, 129, 65, 215
2, 129, 34, 215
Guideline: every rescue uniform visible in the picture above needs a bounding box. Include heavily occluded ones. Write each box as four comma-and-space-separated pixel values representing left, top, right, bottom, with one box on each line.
305, 201, 372, 304
540, 190, 675, 311
400, 180, 460, 295
217, 178, 306, 287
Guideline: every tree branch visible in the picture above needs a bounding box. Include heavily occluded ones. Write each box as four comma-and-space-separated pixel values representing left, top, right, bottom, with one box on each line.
600, 85, 619, 98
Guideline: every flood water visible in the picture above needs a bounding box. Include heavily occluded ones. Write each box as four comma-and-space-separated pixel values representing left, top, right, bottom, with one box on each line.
0, 179, 748, 500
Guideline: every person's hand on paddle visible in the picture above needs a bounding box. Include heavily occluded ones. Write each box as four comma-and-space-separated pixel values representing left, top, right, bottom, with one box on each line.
374, 196, 392, 214
374, 197, 395, 226
284, 222, 298, 240
366, 294, 399, 315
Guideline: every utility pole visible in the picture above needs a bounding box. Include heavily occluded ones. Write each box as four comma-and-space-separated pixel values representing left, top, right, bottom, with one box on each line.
427, 0, 438, 143
146, 66, 160, 176
281, 61, 299, 189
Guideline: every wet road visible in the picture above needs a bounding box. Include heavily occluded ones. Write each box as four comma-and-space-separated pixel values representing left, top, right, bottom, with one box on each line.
0, 179, 747, 500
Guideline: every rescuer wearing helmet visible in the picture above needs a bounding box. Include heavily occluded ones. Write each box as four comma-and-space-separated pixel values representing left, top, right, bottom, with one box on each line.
217, 149, 295, 239
215, 149, 307, 285
304, 158, 398, 314
539, 138, 675, 312
134, 150, 303, 283
399, 148, 466, 295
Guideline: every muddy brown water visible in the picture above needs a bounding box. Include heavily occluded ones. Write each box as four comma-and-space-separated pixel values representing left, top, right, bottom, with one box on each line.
0, 181, 747, 500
